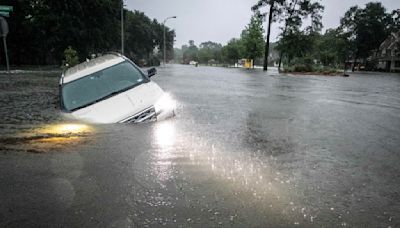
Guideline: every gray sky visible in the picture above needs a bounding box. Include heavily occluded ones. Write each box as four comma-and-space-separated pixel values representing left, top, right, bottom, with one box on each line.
125, 0, 400, 48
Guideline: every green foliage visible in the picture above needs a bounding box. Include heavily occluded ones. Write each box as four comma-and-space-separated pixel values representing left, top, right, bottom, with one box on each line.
276, 29, 317, 63
2, 0, 175, 66
339, 2, 393, 60
175, 39, 244, 65
221, 38, 243, 64
293, 64, 313, 72
241, 14, 265, 60
173, 14, 265, 66
277, 1, 397, 72
4, 0, 121, 65
283, 64, 342, 74
123, 10, 175, 64
198, 41, 223, 64
62, 46, 79, 70
182, 40, 199, 63
252, 0, 324, 70
252, 0, 286, 23
315, 29, 349, 66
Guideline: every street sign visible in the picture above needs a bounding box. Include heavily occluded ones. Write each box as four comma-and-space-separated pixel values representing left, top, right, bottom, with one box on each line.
0, 11, 9, 17
0, 5, 13, 12
0, 16, 8, 36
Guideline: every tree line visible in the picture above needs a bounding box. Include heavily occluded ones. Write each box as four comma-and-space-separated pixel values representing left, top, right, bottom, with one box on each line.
0, 0, 175, 66
174, 14, 266, 66
174, 1, 399, 72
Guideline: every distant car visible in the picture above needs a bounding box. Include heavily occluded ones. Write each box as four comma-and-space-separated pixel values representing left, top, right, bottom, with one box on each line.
59, 53, 175, 124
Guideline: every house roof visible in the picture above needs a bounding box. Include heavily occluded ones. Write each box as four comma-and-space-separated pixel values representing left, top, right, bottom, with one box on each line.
379, 32, 400, 50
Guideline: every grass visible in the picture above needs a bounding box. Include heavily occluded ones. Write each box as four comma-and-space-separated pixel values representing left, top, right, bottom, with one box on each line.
283, 64, 344, 75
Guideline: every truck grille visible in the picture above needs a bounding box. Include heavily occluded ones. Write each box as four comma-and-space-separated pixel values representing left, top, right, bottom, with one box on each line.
121, 107, 157, 124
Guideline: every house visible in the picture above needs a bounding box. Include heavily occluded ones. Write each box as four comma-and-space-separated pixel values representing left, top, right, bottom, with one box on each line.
376, 32, 400, 72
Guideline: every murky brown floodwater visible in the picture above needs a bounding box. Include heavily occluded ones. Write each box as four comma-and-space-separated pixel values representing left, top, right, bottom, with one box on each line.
1, 66, 400, 227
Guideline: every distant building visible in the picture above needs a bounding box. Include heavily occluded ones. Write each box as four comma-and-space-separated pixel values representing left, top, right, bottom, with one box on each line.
375, 32, 400, 72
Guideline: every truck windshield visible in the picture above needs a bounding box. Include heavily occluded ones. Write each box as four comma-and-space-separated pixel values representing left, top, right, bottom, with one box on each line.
62, 61, 147, 111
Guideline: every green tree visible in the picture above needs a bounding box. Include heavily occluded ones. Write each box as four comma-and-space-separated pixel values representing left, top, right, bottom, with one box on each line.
252, 0, 323, 71
340, 2, 392, 69
252, 0, 285, 70
2, 0, 174, 66
277, 0, 324, 70
221, 38, 243, 65
241, 14, 265, 63
124, 10, 155, 61
4, 0, 121, 65
183, 40, 199, 63
315, 29, 348, 67
198, 41, 222, 64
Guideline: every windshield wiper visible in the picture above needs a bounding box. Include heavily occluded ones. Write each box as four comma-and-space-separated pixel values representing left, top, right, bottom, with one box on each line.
69, 90, 123, 112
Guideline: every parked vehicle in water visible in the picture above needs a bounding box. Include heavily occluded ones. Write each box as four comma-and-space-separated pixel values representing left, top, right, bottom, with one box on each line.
59, 53, 175, 124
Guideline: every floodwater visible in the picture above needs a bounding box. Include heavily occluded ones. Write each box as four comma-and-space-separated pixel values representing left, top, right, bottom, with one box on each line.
1, 65, 400, 227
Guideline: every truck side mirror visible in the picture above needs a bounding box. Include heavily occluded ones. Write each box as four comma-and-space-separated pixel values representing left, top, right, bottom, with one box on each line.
147, 67, 157, 77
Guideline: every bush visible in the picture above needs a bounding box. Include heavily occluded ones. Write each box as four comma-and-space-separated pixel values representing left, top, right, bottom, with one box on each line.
294, 64, 313, 72
62, 46, 79, 70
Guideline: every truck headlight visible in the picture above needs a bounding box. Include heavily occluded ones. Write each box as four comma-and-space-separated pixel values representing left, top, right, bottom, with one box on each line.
154, 93, 176, 114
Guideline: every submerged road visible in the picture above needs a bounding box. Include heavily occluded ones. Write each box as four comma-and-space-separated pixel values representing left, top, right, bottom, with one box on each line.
1, 65, 400, 227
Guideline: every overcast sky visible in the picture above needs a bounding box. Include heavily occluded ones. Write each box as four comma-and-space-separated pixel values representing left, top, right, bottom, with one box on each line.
125, 0, 400, 48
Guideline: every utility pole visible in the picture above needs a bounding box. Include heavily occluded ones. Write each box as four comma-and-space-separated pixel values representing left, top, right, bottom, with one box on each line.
163, 16, 177, 66
121, 0, 124, 55
3, 35, 8, 72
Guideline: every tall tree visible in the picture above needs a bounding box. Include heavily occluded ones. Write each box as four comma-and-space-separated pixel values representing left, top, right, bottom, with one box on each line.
277, 0, 324, 70
253, 0, 323, 71
241, 14, 265, 64
252, 0, 285, 71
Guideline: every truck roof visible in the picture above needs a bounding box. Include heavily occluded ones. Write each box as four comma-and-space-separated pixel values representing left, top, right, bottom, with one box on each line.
61, 54, 125, 84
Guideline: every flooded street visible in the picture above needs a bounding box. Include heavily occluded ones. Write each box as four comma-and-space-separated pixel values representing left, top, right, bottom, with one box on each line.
1, 65, 400, 227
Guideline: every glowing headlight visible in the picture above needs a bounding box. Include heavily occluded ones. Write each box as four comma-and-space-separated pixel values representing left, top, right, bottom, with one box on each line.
154, 93, 176, 114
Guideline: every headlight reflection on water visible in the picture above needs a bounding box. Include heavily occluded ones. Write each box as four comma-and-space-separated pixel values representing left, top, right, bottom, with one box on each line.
152, 120, 177, 182
154, 121, 176, 149
39, 124, 92, 135
151, 129, 319, 226
14, 123, 95, 153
